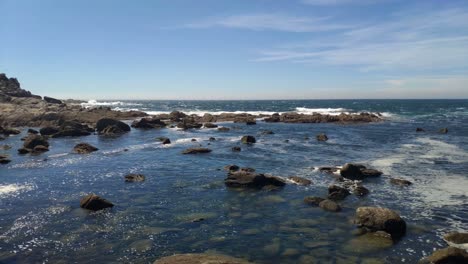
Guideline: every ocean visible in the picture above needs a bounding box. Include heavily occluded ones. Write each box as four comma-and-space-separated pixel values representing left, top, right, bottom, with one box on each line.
1, 99, 467, 263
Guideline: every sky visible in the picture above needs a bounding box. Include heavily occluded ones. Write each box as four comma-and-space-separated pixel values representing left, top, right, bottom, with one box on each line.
1, 0, 468, 100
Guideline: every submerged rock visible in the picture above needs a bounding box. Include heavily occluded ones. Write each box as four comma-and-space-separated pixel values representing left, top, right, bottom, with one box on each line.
289, 176, 312, 186
416, 127, 425, 132
303, 196, 325, 206
340, 163, 382, 180
218, 127, 230, 132
390, 178, 412, 186
354, 186, 370, 197
225, 171, 286, 189
316, 133, 328, 141
328, 185, 350, 201
261, 130, 274, 135
319, 199, 341, 212
232, 146, 241, 152
241, 135, 256, 144
73, 143, 98, 154
418, 247, 468, 264
354, 207, 406, 239
439, 128, 449, 134
80, 194, 114, 211
156, 137, 171, 144
344, 231, 393, 254
125, 174, 146, 182
153, 253, 252, 264
182, 148, 212, 154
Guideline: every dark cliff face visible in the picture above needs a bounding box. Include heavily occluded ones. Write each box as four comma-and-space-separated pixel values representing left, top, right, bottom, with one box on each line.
0, 73, 39, 99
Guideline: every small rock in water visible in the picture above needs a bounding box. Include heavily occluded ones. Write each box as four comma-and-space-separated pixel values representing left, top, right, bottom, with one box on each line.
418, 247, 468, 264
328, 185, 350, 201
0, 154, 11, 164
125, 173, 145, 182
241, 135, 256, 144
204, 122, 218, 128
289, 176, 312, 186
232, 146, 241, 152
303, 196, 325, 206
225, 171, 286, 189
354, 186, 370, 197
182, 147, 212, 154
224, 165, 240, 171
80, 194, 114, 211
32, 145, 49, 153
218, 127, 230, 132
390, 178, 412, 186
261, 130, 274, 135
156, 137, 171, 144
319, 199, 341, 212
209, 137, 216, 141
191, 138, 197, 142
73, 143, 98, 154
340, 163, 382, 180
316, 133, 328, 141
416, 127, 425, 132
27, 128, 39, 134
439, 128, 449, 134
1, 144, 11, 150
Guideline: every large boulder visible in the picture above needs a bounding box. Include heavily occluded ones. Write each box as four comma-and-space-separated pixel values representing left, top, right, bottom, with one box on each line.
444, 232, 468, 250
23, 135, 49, 150
241, 135, 256, 144
80, 194, 114, 211
131, 118, 166, 129
153, 253, 252, 264
418, 247, 468, 264
340, 163, 382, 180
96, 118, 131, 135
354, 207, 406, 239
51, 121, 94, 137
73, 143, 98, 154
225, 171, 286, 189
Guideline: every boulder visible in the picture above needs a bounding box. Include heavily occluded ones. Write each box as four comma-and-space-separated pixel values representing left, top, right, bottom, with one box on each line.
23, 135, 49, 150
316, 133, 328, 141
125, 174, 145, 182
204, 123, 218, 128
169, 111, 187, 121
209, 137, 216, 141
288, 176, 312, 186
156, 137, 171, 144
96, 118, 131, 134
319, 199, 341, 212
390, 178, 412, 186
354, 186, 370, 197
241, 135, 256, 144
340, 163, 382, 180
176, 118, 203, 130
51, 121, 94, 137
43, 96, 62, 104
232, 146, 241, 152
40, 126, 60, 136
418, 247, 468, 264
80, 194, 114, 211
264, 113, 280, 122
0, 126, 21, 136
225, 171, 286, 189
131, 118, 166, 129
73, 143, 98, 154
153, 253, 252, 264
303, 196, 325, 206
328, 185, 350, 200
354, 207, 406, 239
182, 148, 212, 154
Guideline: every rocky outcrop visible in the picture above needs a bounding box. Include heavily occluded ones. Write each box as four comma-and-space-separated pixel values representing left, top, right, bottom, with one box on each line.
264, 112, 381, 124
176, 117, 203, 130
125, 174, 145, 182
354, 207, 406, 239
418, 247, 468, 264
73, 143, 98, 154
96, 118, 131, 136
225, 171, 286, 189
354, 186, 370, 197
204, 122, 218, 128
241, 135, 256, 144
153, 253, 252, 264
0, 73, 39, 99
224, 164, 240, 171
444, 232, 468, 249
80, 194, 114, 211
131, 118, 166, 129
0, 126, 21, 136
340, 163, 382, 180
181, 148, 212, 154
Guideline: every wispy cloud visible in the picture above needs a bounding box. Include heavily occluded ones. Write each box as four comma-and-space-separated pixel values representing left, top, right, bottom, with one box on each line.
255, 7, 468, 72
185, 13, 352, 32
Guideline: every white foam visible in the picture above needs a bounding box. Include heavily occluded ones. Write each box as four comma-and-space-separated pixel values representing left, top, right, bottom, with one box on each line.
80, 100, 142, 108
0, 184, 35, 198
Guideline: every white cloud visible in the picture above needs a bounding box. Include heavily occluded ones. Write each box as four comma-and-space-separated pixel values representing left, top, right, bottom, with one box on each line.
185, 13, 352, 32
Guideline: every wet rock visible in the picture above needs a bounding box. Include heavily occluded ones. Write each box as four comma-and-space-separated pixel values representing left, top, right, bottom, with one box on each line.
316, 133, 328, 141
0, 126, 21, 136
224, 165, 240, 171
0, 154, 11, 164
156, 137, 171, 144
303, 196, 325, 206
328, 185, 350, 201
73, 143, 98, 154
181, 148, 212, 154
27, 128, 39, 134
177, 118, 203, 130
23, 135, 49, 150
225, 171, 286, 189
344, 231, 393, 254
264, 113, 280, 122
153, 253, 252, 264
218, 127, 230, 132
131, 117, 166, 129
232, 146, 241, 152
289, 176, 312, 186
444, 232, 468, 250
168, 111, 187, 122
204, 122, 218, 128
241, 135, 256, 144
32, 145, 49, 153
416, 127, 425, 132
125, 174, 145, 182
261, 130, 274, 135
439, 128, 449, 134
317, 166, 340, 174
191, 138, 197, 142
354, 186, 370, 197
51, 121, 94, 137
96, 118, 131, 135
390, 178, 412, 186
80, 194, 114, 211
17, 148, 29, 154
245, 120, 256, 125
40, 126, 60, 136
240, 167, 256, 173
209, 137, 216, 141
354, 207, 406, 239
319, 199, 341, 212
340, 163, 382, 180
418, 247, 468, 264
43, 96, 62, 104
1, 144, 11, 150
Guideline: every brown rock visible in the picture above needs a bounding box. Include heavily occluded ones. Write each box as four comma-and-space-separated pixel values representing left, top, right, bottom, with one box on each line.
241, 135, 256, 144
225, 171, 286, 189
182, 148, 212, 154
390, 178, 412, 186
80, 194, 114, 211
125, 174, 145, 182
316, 133, 328, 141
319, 199, 341, 212
354, 207, 406, 239
153, 253, 252, 264
73, 143, 98, 154
288, 176, 312, 186
418, 247, 468, 264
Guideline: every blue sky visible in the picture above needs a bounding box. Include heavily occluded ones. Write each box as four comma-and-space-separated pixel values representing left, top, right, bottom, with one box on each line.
1, 0, 468, 99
